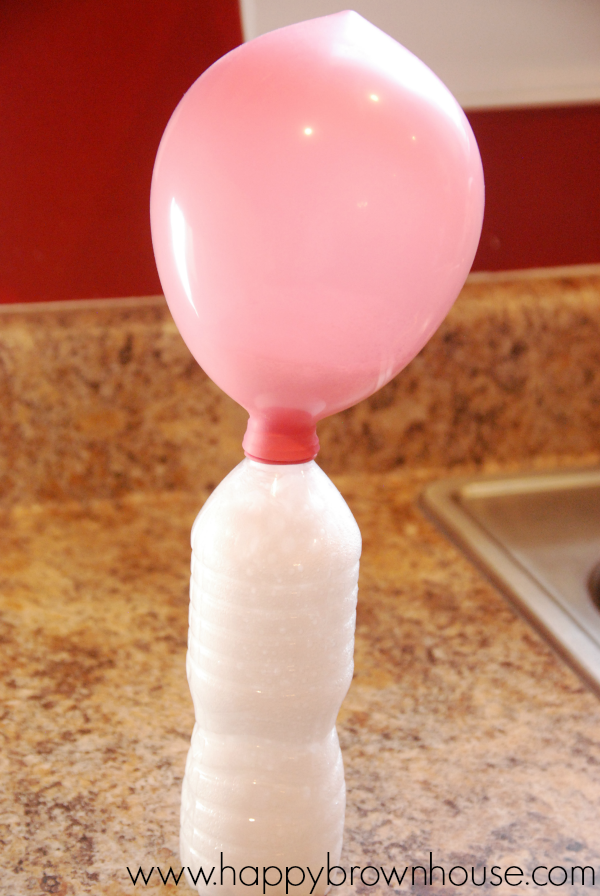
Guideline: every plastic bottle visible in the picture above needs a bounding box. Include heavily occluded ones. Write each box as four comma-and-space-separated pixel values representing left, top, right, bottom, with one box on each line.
150, 11, 484, 890
180, 459, 361, 894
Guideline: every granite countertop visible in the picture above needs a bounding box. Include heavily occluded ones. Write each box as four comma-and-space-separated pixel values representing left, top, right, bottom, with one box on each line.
3, 469, 600, 895
2, 271, 600, 894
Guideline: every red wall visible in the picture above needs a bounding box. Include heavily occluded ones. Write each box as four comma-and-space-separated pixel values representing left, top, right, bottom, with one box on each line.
0, 2, 598, 303
468, 104, 600, 272
0, 0, 243, 303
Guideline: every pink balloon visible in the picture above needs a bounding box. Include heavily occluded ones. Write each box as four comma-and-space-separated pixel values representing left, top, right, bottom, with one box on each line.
150, 11, 484, 463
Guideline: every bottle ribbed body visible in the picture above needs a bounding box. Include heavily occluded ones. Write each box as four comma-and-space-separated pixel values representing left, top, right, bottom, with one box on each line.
180, 459, 361, 895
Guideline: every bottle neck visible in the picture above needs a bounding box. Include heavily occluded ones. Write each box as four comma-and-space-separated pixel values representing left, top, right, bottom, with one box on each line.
242, 411, 320, 464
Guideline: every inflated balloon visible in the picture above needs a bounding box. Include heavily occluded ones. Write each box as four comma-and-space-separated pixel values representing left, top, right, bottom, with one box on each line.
151, 13, 484, 888
150, 10, 484, 463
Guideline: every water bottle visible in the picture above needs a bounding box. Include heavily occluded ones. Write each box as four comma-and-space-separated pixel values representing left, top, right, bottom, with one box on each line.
180, 458, 361, 893
150, 11, 484, 893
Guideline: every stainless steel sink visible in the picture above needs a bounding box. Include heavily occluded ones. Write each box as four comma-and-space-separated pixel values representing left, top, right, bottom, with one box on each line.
422, 468, 600, 695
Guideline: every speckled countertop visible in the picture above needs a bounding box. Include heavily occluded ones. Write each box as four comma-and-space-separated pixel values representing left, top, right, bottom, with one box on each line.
2, 271, 600, 895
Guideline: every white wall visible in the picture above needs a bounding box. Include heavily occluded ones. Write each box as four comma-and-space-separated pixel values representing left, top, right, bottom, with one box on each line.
239, 0, 600, 109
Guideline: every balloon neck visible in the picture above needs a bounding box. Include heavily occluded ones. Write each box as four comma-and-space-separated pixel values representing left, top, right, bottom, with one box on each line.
243, 410, 320, 464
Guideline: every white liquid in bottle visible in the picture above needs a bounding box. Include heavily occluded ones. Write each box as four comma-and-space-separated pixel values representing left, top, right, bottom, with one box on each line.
180, 459, 361, 895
